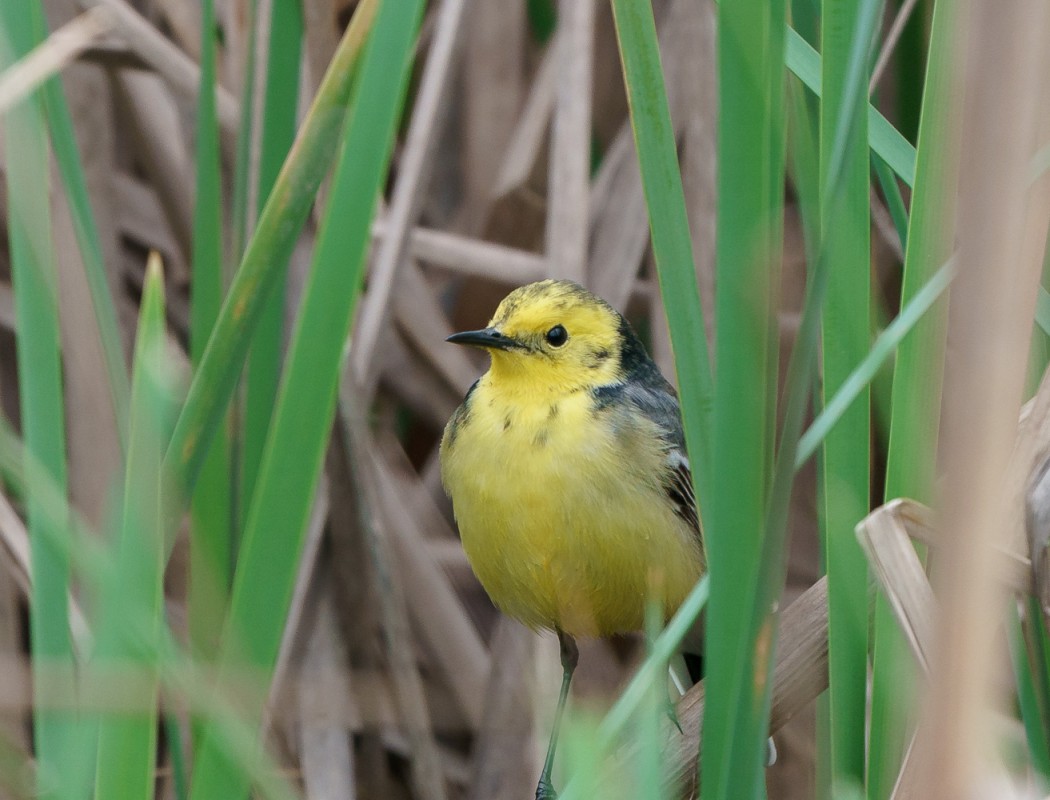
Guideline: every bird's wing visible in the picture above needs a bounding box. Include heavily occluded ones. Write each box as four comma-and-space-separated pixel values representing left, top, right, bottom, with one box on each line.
616, 381, 702, 538
664, 448, 701, 536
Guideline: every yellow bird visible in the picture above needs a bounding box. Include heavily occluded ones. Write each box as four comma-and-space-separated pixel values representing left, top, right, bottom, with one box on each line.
440, 279, 705, 799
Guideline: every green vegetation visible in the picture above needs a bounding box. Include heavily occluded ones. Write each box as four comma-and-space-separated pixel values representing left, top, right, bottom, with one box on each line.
0, 0, 1047, 797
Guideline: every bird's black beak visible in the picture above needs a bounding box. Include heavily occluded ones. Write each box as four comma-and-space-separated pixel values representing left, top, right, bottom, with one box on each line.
446, 327, 524, 352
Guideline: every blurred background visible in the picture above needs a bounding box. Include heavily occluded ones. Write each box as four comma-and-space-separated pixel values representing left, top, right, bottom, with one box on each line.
2, 0, 1050, 799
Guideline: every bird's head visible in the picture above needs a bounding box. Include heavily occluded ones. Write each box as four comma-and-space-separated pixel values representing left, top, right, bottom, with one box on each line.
447, 280, 633, 392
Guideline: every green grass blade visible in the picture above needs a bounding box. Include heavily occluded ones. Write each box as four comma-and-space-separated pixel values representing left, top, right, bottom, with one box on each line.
241, 0, 304, 510
1011, 602, 1050, 782
610, 0, 714, 519
230, 1, 259, 266
890, 0, 925, 144
189, 0, 233, 665
0, 416, 304, 800
1035, 287, 1050, 338
94, 257, 171, 800
0, 16, 76, 800
597, 576, 709, 740
866, 109, 915, 188
164, 0, 377, 500
876, 1, 959, 500
786, 72, 821, 268
165, 714, 189, 800
785, 60, 828, 793
559, 577, 711, 800
638, 598, 669, 800
25, 1, 130, 448
870, 3, 963, 797
818, 0, 873, 787
742, 3, 883, 789
785, 27, 916, 187
797, 258, 955, 466
791, 0, 821, 46
702, 0, 786, 795
872, 152, 908, 254
1024, 232, 1050, 392
186, 2, 424, 796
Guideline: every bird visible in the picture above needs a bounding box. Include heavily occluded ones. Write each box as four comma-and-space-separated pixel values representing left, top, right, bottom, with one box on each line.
439, 279, 705, 799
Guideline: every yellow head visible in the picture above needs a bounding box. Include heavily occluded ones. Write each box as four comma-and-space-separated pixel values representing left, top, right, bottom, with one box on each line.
447, 280, 633, 393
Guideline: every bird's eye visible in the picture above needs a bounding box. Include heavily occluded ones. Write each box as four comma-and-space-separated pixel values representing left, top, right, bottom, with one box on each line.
545, 325, 568, 347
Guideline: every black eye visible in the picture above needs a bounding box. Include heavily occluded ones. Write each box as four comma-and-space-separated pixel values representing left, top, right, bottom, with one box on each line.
545, 325, 568, 347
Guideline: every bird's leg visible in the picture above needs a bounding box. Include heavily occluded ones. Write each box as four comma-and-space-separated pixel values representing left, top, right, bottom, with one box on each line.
535, 630, 579, 800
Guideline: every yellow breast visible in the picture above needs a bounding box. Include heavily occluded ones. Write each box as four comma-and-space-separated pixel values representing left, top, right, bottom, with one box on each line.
440, 376, 704, 638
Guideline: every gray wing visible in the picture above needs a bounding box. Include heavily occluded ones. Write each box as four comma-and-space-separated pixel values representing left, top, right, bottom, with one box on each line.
664, 447, 700, 536
594, 379, 701, 536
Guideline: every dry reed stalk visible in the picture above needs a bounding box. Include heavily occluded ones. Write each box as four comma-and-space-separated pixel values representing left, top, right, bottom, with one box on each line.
52, 156, 124, 530
113, 172, 186, 276
392, 262, 478, 391
153, 0, 201, 60
467, 618, 536, 800
323, 435, 397, 797
588, 125, 650, 310
857, 494, 1040, 799
112, 70, 195, 266
0, 6, 112, 114
78, 0, 240, 139
0, 482, 91, 652
44, 0, 129, 322
869, 0, 921, 95
352, 0, 467, 384
662, 577, 830, 795
871, 189, 905, 261
0, 491, 30, 598
589, 0, 695, 312
219, 0, 250, 95
377, 327, 463, 430
545, 0, 593, 283
379, 221, 548, 285
266, 481, 331, 733
296, 567, 357, 800
367, 439, 490, 728
0, 285, 12, 332
857, 501, 936, 672
0, 550, 28, 763
913, 4, 1050, 796
300, 0, 339, 101
677, 0, 717, 346
349, 417, 450, 800
494, 29, 561, 200
460, 0, 526, 233
244, 0, 274, 238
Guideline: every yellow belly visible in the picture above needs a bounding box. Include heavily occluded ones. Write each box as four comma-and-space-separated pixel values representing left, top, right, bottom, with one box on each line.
441, 383, 704, 638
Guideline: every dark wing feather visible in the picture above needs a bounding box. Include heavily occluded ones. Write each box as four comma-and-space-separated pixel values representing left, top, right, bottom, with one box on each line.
665, 448, 701, 535
594, 376, 702, 538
